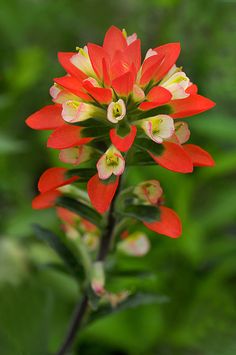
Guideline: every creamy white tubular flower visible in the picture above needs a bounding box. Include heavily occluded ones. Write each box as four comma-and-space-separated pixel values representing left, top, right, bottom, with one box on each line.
141, 115, 175, 144
107, 99, 126, 124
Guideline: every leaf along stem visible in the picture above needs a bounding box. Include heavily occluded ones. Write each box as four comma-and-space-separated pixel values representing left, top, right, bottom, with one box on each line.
55, 177, 122, 355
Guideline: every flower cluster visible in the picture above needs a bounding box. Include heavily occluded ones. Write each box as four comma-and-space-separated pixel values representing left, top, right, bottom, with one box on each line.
26, 26, 215, 239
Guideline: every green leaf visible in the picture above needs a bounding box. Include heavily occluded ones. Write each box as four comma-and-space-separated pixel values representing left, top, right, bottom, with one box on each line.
66, 167, 96, 182
56, 196, 102, 227
121, 205, 160, 223
137, 105, 171, 119
33, 224, 84, 280
88, 292, 169, 324
126, 150, 155, 166
71, 117, 111, 128
135, 138, 164, 156
81, 126, 110, 138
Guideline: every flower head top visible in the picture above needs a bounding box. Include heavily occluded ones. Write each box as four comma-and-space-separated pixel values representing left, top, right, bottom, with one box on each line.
26, 26, 215, 216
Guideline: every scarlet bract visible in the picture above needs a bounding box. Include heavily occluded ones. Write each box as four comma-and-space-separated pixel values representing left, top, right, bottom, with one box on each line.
27, 26, 215, 238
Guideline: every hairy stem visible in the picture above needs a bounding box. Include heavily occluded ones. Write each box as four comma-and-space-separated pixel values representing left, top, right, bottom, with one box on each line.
55, 177, 122, 355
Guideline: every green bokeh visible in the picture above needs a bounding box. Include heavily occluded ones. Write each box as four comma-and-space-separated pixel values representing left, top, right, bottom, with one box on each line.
0, 0, 236, 354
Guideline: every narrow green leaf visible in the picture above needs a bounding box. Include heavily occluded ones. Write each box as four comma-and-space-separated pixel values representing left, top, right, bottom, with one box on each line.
126, 150, 155, 166
138, 105, 171, 119
135, 138, 164, 156
81, 126, 110, 138
33, 224, 84, 280
88, 292, 169, 324
121, 205, 160, 223
56, 196, 102, 227
66, 167, 96, 182
71, 117, 111, 128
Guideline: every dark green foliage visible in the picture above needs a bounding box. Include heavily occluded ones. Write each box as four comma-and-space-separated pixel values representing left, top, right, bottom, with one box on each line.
121, 205, 160, 222
56, 196, 102, 227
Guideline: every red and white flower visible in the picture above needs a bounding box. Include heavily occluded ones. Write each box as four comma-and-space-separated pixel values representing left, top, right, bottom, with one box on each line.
140, 114, 175, 144
26, 25, 215, 216
97, 146, 125, 180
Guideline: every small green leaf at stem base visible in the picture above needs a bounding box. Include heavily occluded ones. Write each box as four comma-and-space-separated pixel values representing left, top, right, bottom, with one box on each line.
56, 196, 102, 227
88, 292, 169, 324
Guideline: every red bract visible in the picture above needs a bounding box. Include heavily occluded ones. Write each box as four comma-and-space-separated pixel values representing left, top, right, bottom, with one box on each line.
27, 26, 215, 234
110, 126, 137, 152
32, 190, 62, 210
38, 167, 79, 193
26, 105, 65, 130
32, 167, 79, 210
87, 174, 119, 214
47, 125, 92, 149
144, 206, 182, 238
149, 142, 193, 173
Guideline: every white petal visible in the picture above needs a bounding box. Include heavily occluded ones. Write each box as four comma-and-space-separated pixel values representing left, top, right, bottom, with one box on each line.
96, 154, 113, 180
175, 121, 190, 144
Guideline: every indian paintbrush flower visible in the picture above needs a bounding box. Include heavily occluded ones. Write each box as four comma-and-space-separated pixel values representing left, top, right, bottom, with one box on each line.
26, 26, 216, 354
26, 25, 215, 237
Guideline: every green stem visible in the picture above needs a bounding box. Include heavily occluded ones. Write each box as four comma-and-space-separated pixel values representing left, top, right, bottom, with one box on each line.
55, 177, 122, 355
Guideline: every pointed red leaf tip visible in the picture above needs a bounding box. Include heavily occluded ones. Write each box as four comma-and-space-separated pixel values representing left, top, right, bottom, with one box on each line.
170, 94, 216, 119
87, 43, 109, 80
125, 39, 141, 72
139, 86, 172, 111
183, 144, 215, 167
38, 167, 79, 193
102, 58, 111, 87
58, 52, 87, 81
32, 190, 62, 210
47, 125, 92, 149
82, 80, 112, 104
144, 206, 182, 238
26, 104, 65, 130
152, 42, 181, 82
110, 126, 137, 152
54, 76, 91, 101
140, 54, 165, 86
149, 141, 193, 173
103, 26, 127, 60
87, 174, 119, 214
112, 71, 134, 97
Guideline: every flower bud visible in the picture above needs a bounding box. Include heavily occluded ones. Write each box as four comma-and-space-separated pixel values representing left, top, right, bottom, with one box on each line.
132, 84, 145, 103
134, 180, 163, 205
174, 122, 190, 144
160, 70, 190, 99
107, 99, 126, 123
91, 261, 105, 296
59, 145, 93, 165
141, 115, 174, 144
50, 84, 78, 104
62, 100, 104, 123
117, 232, 150, 257
71, 46, 96, 78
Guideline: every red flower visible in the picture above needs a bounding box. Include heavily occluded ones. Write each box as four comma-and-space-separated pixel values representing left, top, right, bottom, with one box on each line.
26, 26, 215, 214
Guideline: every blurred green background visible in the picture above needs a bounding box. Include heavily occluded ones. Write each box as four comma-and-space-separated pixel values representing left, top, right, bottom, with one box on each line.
1, 0, 236, 354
